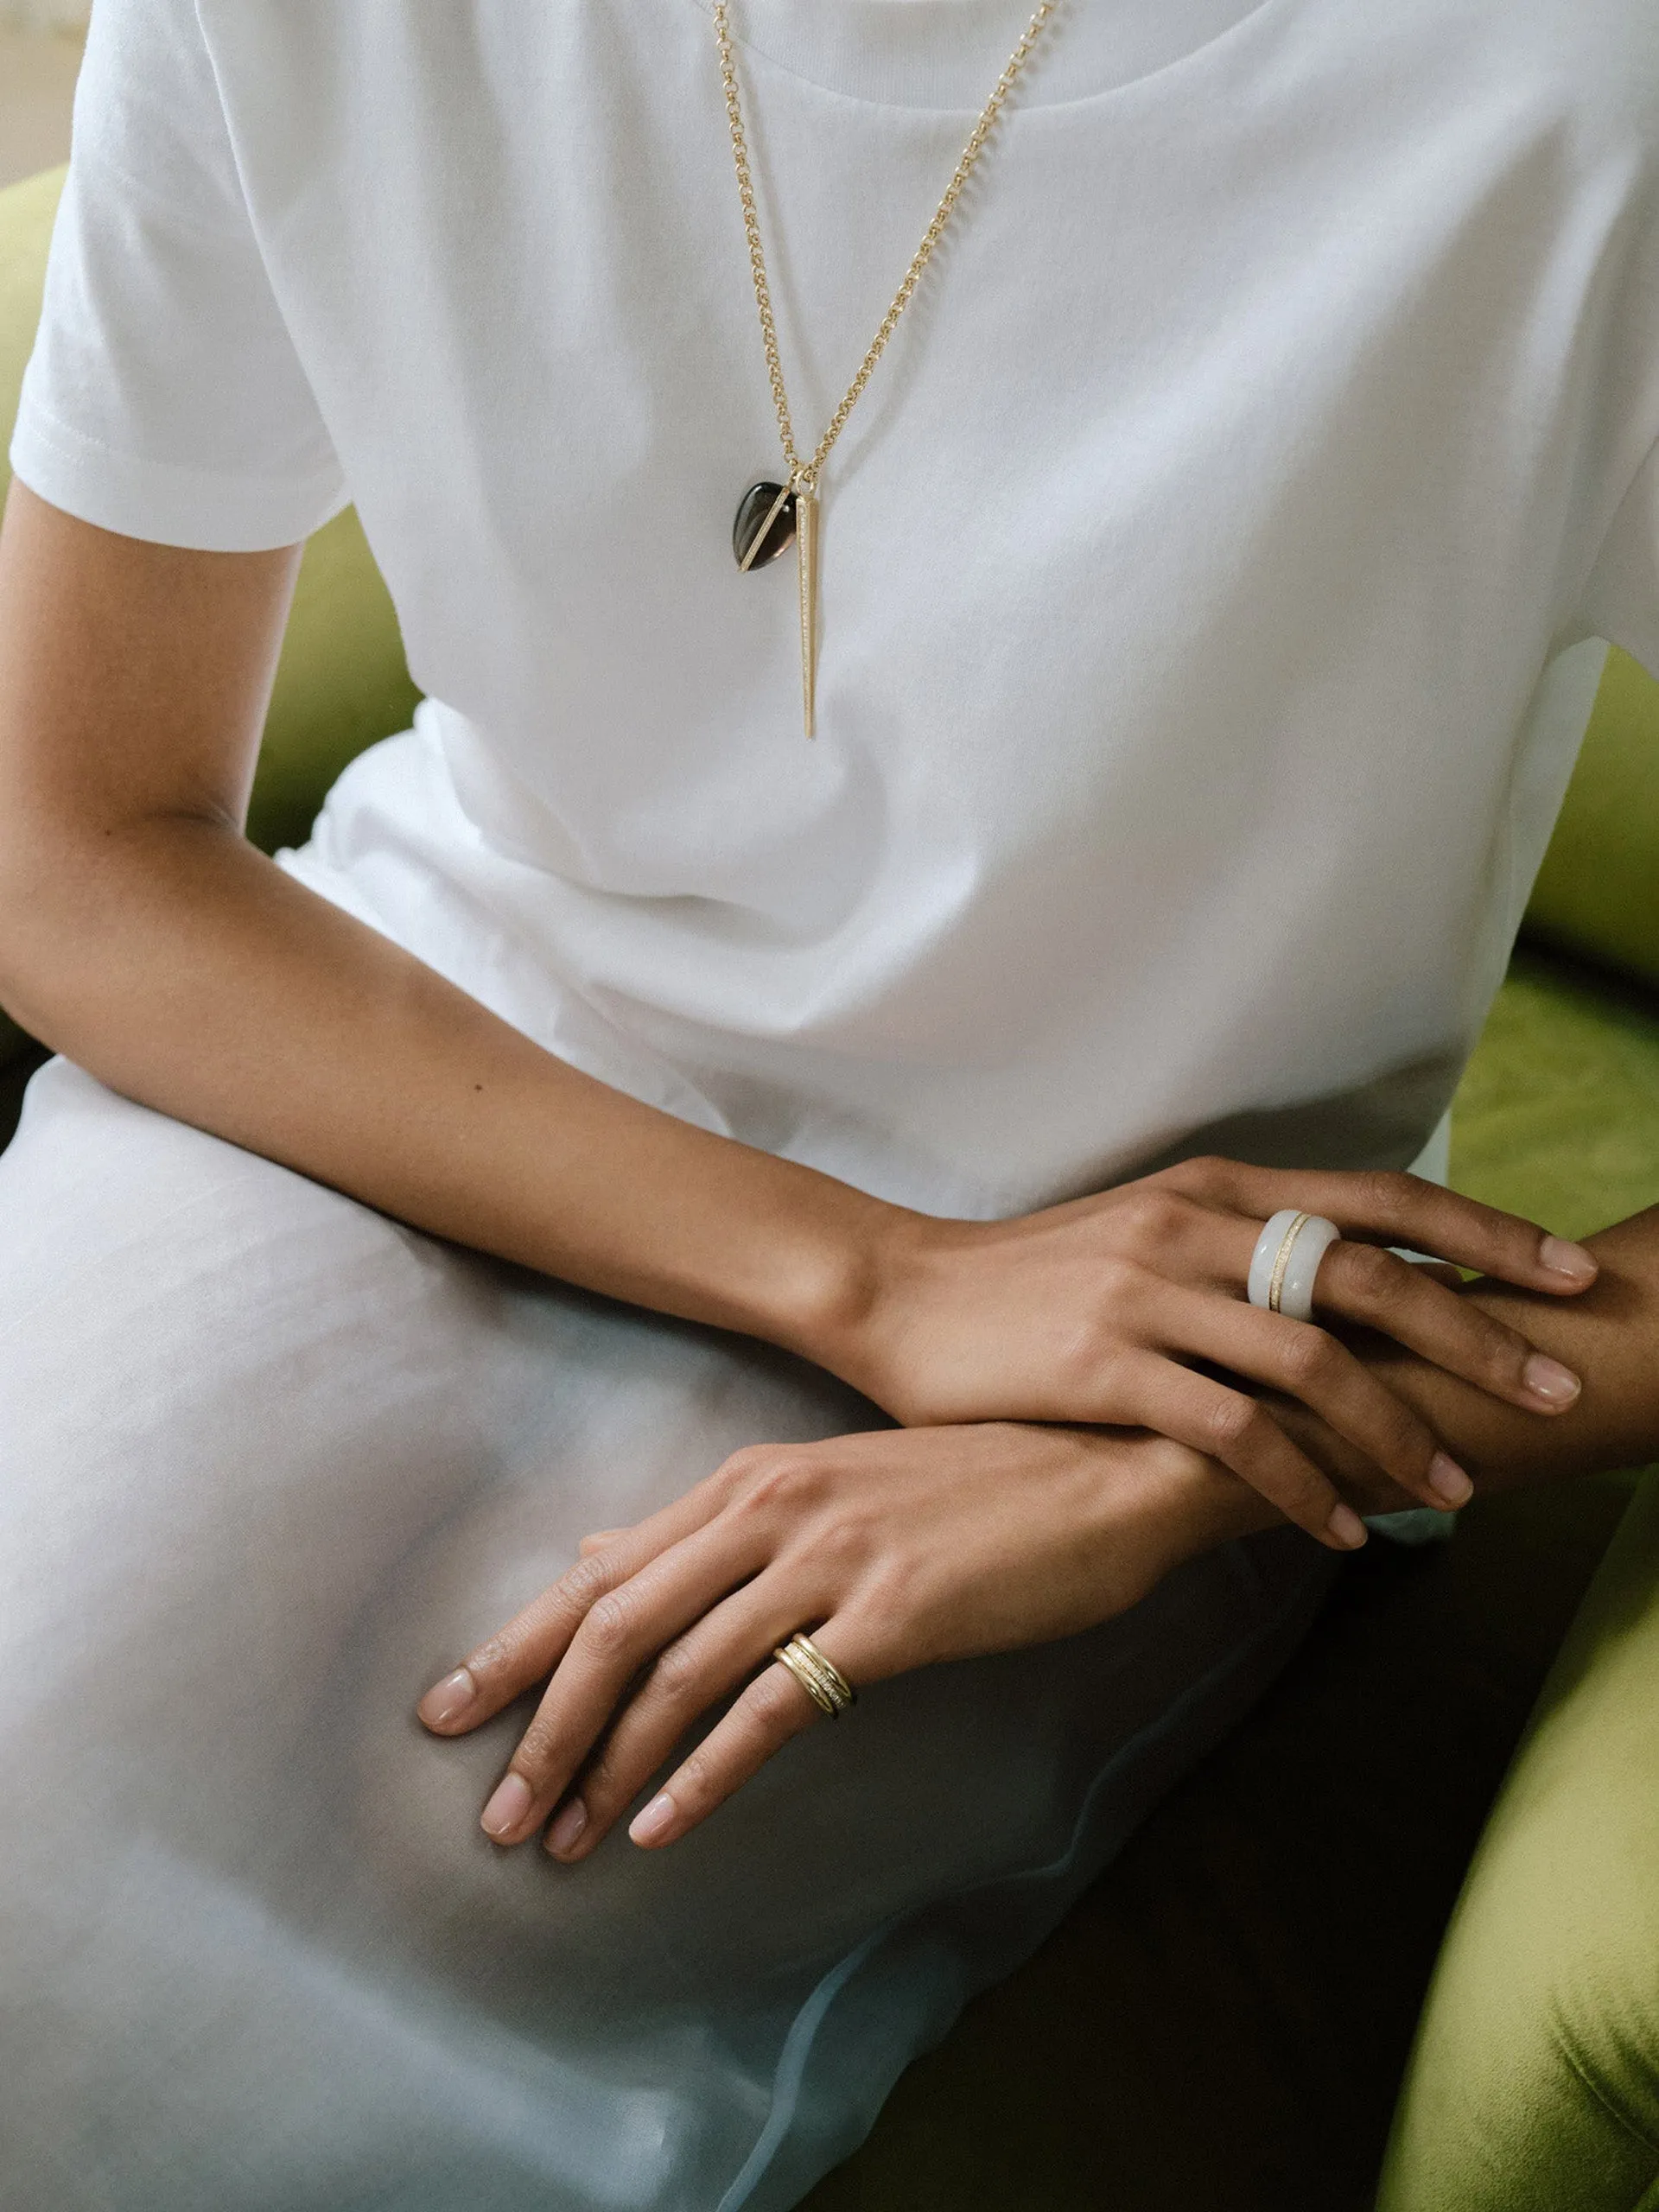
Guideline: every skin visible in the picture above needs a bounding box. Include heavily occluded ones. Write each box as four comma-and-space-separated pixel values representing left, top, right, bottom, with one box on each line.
420, 1205, 1659, 1859
0, 480, 1649, 1856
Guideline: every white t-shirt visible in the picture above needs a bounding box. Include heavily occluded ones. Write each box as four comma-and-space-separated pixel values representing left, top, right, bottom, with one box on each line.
11, 0, 1659, 1217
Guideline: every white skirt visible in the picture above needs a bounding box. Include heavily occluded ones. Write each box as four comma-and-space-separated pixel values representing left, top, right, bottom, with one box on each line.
0, 1053, 1336, 2211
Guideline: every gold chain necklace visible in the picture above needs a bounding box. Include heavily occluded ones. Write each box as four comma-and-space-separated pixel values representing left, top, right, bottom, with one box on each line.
715, 0, 1059, 736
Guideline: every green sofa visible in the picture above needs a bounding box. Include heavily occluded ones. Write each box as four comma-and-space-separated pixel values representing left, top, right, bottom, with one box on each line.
3, 162, 1658, 2210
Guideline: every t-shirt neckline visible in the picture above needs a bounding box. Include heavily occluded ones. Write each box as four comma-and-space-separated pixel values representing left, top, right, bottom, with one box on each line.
681, 0, 1283, 111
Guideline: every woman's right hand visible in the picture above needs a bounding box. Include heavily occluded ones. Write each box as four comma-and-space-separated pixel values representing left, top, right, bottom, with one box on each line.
819, 1155, 1599, 1550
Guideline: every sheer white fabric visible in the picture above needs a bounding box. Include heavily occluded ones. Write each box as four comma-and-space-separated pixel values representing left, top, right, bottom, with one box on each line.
0, 1058, 1334, 2209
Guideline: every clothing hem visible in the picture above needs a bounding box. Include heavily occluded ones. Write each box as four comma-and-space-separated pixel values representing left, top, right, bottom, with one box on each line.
8, 398, 350, 552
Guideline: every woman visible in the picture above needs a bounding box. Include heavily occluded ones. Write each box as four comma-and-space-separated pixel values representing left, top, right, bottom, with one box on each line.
1, 0, 1656, 2204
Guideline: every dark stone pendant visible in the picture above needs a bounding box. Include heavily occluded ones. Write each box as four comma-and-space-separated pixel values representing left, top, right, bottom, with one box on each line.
733, 479, 797, 571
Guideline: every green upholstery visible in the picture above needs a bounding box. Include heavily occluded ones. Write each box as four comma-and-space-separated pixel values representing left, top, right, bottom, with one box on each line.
1529, 646, 1659, 993
1376, 1471, 1659, 2212
2, 156, 1658, 2209
1451, 950, 1659, 1241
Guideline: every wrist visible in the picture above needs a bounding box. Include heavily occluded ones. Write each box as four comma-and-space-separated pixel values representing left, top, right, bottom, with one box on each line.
785, 1201, 970, 1414
734, 1161, 917, 1381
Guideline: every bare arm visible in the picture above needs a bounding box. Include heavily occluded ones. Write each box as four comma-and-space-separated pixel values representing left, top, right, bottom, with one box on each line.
0, 480, 886, 1351
0, 480, 1608, 1548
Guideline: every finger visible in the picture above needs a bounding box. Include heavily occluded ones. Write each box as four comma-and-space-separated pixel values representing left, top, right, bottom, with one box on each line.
1182, 1160, 1599, 1294
1164, 1292, 1472, 1512
578, 1528, 629, 1558
1109, 1349, 1368, 1550
416, 1479, 739, 1737
546, 1570, 815, 1860
1313, 1241, 1582, 1414
627, 1620, 872, 1851
474, 1516, 776, 1847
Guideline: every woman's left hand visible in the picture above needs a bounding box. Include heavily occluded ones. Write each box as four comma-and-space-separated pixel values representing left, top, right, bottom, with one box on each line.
416, 1422, 1270, 1857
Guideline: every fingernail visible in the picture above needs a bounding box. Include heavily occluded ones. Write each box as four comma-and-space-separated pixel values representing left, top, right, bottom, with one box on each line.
629, 1792, 677, 1847
417, 1668, 477, 1728
480, 1772, 534, 1840
1427, 1452, 1473, 1506
1326, 1504, 1369, 1550
1540, 1236, 1597, 1285
1523, 1354, 1581, 1408
546, 1798, 588, 1858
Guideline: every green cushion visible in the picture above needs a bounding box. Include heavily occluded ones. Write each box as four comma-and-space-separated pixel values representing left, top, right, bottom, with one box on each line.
1526, 647, 1659, 993
1376, 947, 1659, 2212
1448, 946, 1659, 1239
1376, 1470, 1659, 2212
243, 511, 422, 859
0, 164, 420, 1066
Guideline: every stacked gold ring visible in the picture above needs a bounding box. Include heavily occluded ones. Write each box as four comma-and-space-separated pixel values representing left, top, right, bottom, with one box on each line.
772, 1632, 856, 1719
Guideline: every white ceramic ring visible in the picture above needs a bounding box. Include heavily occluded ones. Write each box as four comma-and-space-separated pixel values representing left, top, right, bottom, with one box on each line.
1246, 1208, 1343, 1324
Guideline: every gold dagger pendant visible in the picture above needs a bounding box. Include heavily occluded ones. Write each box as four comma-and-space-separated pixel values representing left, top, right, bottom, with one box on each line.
732, 474, 820, 740
794, 485, 818, 739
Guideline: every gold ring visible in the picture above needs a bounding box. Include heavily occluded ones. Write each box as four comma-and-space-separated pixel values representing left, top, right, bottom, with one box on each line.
772, 1632, 856, 1719
1266, 1211, 1312, 1314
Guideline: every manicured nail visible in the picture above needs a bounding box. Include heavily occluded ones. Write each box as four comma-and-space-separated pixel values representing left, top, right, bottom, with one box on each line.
546, 1798, 588, 1858
1523, 1354, 1581, 1408
629, 1792, 677, 1847
1539, 1236, 1597, 1285
417, 1668, 477, 1728
1327, 1504, 1369, 1550
480, 1772, 534, 1840
1427, 1452, 1473, 1506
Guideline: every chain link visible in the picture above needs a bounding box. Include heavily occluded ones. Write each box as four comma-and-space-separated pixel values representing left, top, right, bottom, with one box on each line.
714, 1, 1057, 494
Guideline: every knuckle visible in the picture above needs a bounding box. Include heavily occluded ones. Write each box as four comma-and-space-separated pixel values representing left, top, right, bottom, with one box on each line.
510, 1722, 559, 1783
1093, 1253, 1146, 1308
1204, 1392, 1261, 1454
1113, 1190, 1183, 1253
1341, 1242, 1401, 1300
746, 1461, 822, 1517
463, 1630, 518, 1684
715, 1444, 775, 1491
1172, 1154, 1229, 1197
1483, 1322, 1533, 1384
553, 1550, 615, 1617
1360, 1169, 1417, 1217
649, 1636, 702, 1703
1281, 1325, 1340, 1388
582, 1587, 637, 1655
670, 1747, 715, 1808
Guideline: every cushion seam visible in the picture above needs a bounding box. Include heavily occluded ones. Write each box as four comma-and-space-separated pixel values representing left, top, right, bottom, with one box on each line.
1548, 2005, 1659, 2164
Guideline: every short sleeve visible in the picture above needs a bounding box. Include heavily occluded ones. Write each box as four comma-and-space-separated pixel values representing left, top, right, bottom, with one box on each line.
7, 0, 348, 552
1577, 433, 1659, 679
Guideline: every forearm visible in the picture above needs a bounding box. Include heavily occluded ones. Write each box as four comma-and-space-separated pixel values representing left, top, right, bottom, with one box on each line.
0, 817, 894, 1352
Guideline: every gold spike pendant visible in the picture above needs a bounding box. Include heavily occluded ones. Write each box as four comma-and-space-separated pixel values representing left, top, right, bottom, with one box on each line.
794, 485, 819, 739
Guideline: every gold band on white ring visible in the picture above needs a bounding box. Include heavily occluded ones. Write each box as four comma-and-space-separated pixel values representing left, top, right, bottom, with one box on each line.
772, 1632, 856, 1719
1267, 1211, 1311, 1313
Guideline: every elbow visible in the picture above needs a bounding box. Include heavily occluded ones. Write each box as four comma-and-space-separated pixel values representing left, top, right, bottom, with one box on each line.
0, 808, 144, 1047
